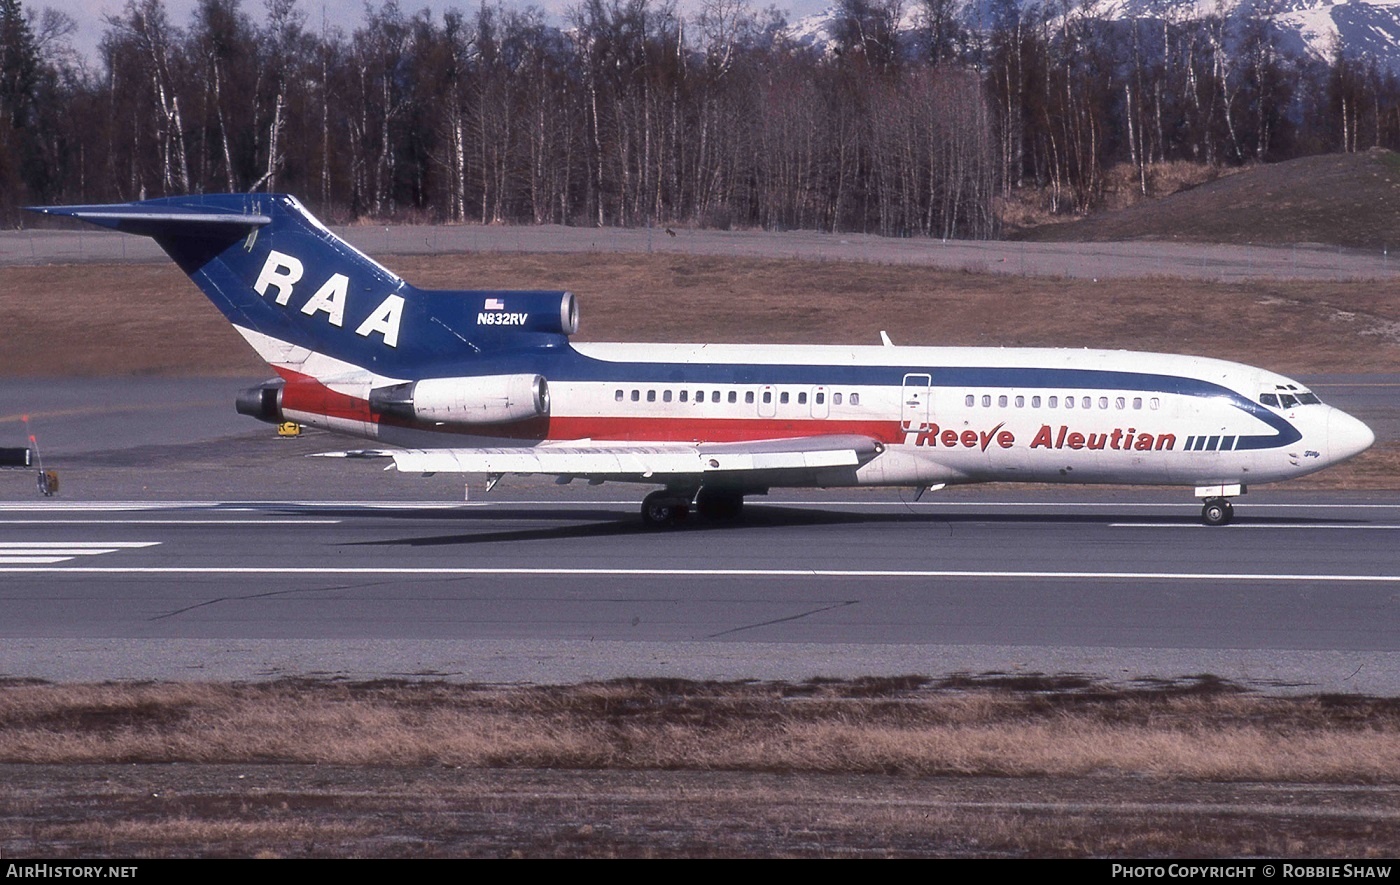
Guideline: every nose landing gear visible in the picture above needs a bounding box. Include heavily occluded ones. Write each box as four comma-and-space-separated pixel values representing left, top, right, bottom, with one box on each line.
1196, 484, 1242, 527
1201, 497, 1234, 527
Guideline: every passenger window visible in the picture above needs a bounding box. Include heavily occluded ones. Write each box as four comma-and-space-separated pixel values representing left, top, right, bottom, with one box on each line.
798, 392, 808, 405
1048, 396, 1058, 408
1150, 398, 1160, 410
1115, 397, 1125, 410
762, 391, 771, 404
1031, 396, 1041, 408
746, 391, 755, 404
1015, 396, 1024, 408
965, 395, 974, 407
631, 390, 640, 402
1065, 396, 1074, 409
728, 391, 737, 404
615, 390, 624, 402
998, 395, 1008, 407
833, 393, 843, 406
1082, 396, 1091, 409
1133, 397, 1142, 410
816, 392, 825, 405
680, 391, 689, 403
1098, 397, 1108, 409
981, 395, 991, 407
780, 392, 790, 404
850, 393, 860, 406
663, 390, 672, 403
647, 390, 656, 402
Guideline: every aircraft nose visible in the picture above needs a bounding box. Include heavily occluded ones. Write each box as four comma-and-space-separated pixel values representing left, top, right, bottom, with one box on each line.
1328, 408, 1375, 464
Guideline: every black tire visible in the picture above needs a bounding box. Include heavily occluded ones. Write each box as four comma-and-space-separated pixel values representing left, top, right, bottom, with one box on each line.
1201, 498, 1232, 527
641, 491, 687, 528
695, 490, 744, 521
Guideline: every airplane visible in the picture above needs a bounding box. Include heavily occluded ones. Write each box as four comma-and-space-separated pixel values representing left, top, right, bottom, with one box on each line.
27, 193, 1375, 527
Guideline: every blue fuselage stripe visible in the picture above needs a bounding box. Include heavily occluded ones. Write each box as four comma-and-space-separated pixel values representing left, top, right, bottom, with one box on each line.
446, 346, 1304, 451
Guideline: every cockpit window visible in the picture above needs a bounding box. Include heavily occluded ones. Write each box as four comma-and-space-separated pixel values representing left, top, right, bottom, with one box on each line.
1261, 390, 1322, 408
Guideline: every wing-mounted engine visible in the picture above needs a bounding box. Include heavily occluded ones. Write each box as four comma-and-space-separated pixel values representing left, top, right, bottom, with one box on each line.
369, 374, 550, 426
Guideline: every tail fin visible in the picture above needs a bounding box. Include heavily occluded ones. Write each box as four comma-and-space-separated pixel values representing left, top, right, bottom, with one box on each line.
27, 194, 575, 379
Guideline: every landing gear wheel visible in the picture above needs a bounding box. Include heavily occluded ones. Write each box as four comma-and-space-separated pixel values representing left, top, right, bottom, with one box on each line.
641, 490, 689, 529
1201, 498, 1234, 527
695, 490, 744, 521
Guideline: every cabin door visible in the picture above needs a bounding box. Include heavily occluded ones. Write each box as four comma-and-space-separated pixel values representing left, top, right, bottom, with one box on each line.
901, 373, 932, 433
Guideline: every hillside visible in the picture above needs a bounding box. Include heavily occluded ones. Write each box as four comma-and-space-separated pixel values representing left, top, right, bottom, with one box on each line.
1018, 151, 1400, 250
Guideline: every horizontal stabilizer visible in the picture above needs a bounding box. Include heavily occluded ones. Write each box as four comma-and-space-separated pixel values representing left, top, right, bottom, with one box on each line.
27, 201, 270, 237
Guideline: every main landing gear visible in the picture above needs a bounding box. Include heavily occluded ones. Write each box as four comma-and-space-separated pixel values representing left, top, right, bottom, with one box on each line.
1200, 497, 1234, 527
640, 489, 747, 528
641, 490, 690, 528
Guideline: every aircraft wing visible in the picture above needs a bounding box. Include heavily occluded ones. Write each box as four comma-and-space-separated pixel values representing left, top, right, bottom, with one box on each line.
370, 434, 884, 482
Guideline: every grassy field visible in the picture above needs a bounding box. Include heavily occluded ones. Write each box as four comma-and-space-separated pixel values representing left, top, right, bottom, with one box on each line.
3, 676, 1399, 858
6, 253, 1399, 377
1019, 150, 1400, 249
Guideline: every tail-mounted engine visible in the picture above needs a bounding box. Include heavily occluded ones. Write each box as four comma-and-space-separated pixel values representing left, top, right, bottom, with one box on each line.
236, 381, 285, 424
369, 374, 550, 426
466, 291, 579, 336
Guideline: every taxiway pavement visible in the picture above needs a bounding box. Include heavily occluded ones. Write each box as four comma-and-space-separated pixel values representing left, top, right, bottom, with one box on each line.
1, 378, 1397, 692
0, 493, 1398, 691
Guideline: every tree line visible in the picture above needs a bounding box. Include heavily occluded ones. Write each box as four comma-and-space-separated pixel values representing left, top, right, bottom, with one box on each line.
2, 0, 1399, 236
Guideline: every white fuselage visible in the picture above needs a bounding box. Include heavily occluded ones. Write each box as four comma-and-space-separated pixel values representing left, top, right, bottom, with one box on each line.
281, 340, 1374, 492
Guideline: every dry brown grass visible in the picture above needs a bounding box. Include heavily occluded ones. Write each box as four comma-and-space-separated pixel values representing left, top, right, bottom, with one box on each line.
2, 677, 1398, 782
4, 677, 1400, 857
4, 253, 1397, 377
1022, 151, 1400, 249
1002, 161, 1236, 232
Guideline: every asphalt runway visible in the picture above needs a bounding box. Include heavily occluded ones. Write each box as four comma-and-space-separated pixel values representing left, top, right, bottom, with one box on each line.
0, 492, 1399, 691
0, 377, 1397, 692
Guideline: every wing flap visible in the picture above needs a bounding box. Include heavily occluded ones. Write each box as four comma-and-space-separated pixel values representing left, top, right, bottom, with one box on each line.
383, 434, 881, 479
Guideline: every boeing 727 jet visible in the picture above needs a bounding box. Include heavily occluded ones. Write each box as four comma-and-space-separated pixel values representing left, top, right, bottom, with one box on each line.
28, 194, 1375, 526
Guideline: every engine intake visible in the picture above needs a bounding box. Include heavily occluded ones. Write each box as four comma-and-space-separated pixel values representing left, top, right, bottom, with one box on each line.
464, 290, 578, 336
370, 374, 549, 425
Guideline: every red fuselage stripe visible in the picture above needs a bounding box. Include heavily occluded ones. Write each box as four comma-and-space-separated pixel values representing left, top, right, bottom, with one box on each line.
274, 369, 905, 443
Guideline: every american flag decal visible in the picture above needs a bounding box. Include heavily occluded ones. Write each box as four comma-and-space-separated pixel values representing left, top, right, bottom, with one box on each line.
484, 297, 505, 310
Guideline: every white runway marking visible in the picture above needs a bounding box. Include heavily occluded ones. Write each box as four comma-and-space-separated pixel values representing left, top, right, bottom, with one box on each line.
1111, 523, 1400, 530
0, 541, 160, 564
0, 565, 1395, 582
0, 519, 341, 525
3, 500, 1400, 511
0, 502, 461, 511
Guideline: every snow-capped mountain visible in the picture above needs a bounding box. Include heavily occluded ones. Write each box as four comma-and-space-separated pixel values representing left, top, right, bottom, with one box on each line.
785, 0, 1400, 70
1096, 0, 1400, 65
